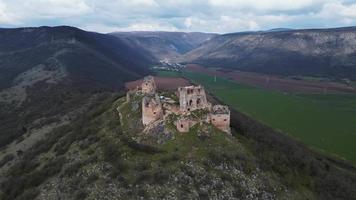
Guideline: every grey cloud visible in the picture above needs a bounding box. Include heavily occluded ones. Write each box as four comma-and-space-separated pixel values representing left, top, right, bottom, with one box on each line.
0, 0, 356, 33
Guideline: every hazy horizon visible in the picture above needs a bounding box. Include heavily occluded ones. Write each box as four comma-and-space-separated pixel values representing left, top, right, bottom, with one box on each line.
3, 24, 356, 34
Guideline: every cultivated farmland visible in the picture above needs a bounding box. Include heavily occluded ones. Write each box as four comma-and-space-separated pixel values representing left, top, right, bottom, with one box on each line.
156, 70, 356, 164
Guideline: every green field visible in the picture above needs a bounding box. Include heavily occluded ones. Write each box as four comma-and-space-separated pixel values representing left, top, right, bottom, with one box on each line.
156, 70, 356, 163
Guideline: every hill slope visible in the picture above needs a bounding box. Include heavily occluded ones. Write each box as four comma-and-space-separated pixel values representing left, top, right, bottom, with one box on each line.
0, 26, 152, 150
0, 26, 153, 91
1, 92, 355, 199
181, 27, 356, 80
111, 31, 217, 61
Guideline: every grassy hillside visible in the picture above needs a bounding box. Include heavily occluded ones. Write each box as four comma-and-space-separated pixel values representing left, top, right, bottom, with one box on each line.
2, 91, 356, 199
155, 70, 356, 164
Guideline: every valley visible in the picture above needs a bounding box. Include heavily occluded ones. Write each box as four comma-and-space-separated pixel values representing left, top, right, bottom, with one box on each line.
185, 64, 356, 94
1, 25, 356, 200
154, 69, 356, 163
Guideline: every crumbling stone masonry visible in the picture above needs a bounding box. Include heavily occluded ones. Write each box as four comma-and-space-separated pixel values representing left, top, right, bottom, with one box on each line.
136, 75, 231, 134
142, 94, 163, 126
210, 105, 231, 133
178, 85, 210, 112
175, 117, 197, 133
142, 75, 156, 94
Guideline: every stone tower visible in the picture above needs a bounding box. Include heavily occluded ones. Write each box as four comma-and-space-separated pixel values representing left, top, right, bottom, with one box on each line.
142, 76, 156, 94
178, 85, 209, 112
175, 117, 197, 133
210, 105, 231, 133
142, 94, 163, 126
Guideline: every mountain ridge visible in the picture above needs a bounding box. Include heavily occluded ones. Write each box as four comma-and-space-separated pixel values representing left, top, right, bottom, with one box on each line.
181, 26, 356, 80
0, 25, 152, 151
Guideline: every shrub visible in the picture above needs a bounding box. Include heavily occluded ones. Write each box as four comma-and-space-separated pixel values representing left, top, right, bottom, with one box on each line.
63, 161, 83, 177
16, 188, 39, 200
122, 136, 163, 154
102, 141, 126, 171
87, 174, 99, 184
0, 153, 15, 167
74, 189, 88, 200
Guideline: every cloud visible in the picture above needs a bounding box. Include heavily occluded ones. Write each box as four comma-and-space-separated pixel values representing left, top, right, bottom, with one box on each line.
81, 22, 178, 33
0, 1, 19, 24
0, 0, 92, 25
319, 1, 356, 18
0, 0, 356, 33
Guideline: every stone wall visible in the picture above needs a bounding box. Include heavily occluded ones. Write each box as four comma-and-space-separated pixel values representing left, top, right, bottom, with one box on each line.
210, 105, 231, 133
178, 85, 210, 112
163, 103, 180, 115
142, 76, 156, 94
175, 118, 197, 133
142, 95, 163, 126
137, 77, 231, 134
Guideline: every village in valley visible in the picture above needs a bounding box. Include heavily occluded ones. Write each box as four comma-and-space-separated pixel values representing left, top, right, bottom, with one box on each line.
123, 75, 231, 136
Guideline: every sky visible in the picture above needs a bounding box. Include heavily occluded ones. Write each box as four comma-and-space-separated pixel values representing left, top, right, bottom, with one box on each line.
1, 0, 356, 33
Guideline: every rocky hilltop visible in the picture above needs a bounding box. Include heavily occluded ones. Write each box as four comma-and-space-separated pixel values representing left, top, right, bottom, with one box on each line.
181, 27, 356, 80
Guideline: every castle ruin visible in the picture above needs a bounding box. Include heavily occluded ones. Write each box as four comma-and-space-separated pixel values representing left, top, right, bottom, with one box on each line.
210, 105, 231, 133
178, 86, 211, 112
141, 75, 156, 94
142, 95, 163, 126
135, 76, 231, 134
175, 117, 198, 133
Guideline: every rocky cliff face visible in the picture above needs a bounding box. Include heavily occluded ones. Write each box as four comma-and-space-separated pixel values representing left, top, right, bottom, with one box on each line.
181, 27, 356, 80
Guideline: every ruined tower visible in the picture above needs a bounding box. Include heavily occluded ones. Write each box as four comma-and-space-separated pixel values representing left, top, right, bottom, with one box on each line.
141, 76, 156, 94
210, 105, 231, 133
142, 94, 163, 126
175, 117, 197, 133
178, 85, 210, 112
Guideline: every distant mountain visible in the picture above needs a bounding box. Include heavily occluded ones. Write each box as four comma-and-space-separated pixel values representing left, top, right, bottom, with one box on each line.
110, 31, 217, 61
181, 26, 356, 80
265, 28, 293, 32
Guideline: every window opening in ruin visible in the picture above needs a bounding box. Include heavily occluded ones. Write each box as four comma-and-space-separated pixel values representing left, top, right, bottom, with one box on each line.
189, 99, 193, 106
224, 119, 227, 121
197, 98, 201, 105
181, 124, 183, 128
146, 103, 149, 107
213, 118, 215, 121
153, 112, 156, 115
